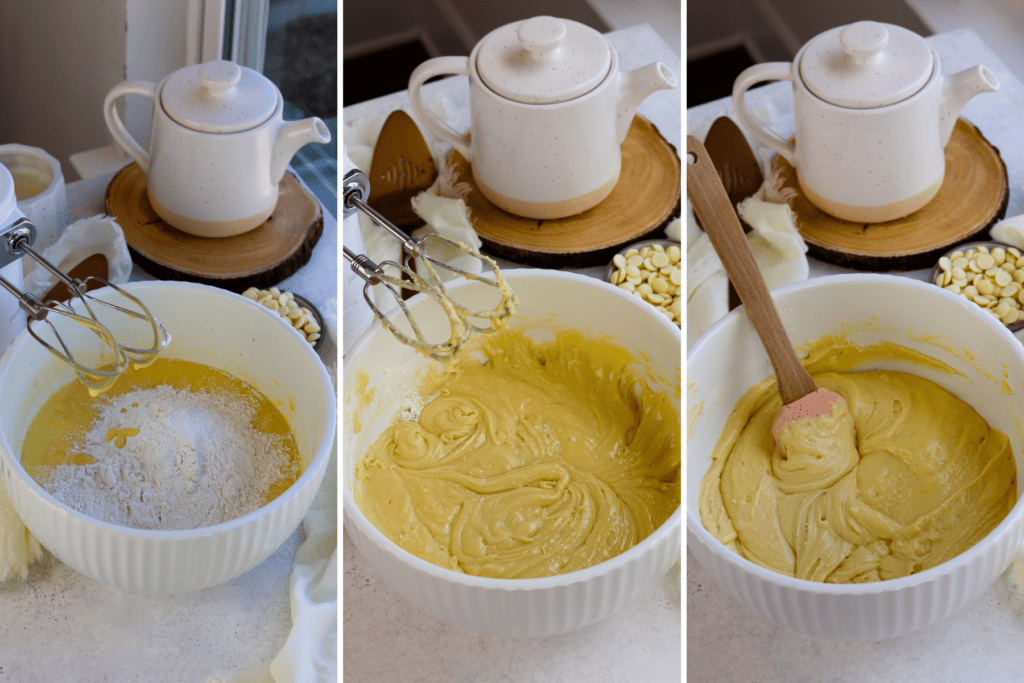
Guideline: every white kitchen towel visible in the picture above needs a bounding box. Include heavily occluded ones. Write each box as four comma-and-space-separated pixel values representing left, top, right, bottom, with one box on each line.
686, 166, 807, 348
990, 215, 1024, 252
22, 214, 133, 297
208, 316, 339, 683
0, 481, 45, 583
409, 189, 484, 282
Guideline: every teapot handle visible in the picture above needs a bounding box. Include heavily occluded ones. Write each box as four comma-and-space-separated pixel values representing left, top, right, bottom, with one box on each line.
732, 63, 796, 165
408, 57, 473, 162
104, 81, 157, 172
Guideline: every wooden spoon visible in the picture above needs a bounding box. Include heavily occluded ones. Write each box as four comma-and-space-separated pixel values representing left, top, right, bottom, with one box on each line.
686, 135, 845, 451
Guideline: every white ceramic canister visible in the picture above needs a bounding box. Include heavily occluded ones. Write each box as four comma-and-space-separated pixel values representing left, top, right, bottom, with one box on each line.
0, 164, 31, 352
0, 145, 66, 257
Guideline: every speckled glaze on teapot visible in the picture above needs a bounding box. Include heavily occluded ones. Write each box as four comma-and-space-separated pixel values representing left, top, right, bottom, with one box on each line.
732, 21, 999, 223
104, 60, 331, 237
408, 16, 677, 220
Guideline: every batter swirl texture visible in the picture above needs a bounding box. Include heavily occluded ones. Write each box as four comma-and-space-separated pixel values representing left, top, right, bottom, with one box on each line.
355, 330, 681, 579
700, 339, 1017, 584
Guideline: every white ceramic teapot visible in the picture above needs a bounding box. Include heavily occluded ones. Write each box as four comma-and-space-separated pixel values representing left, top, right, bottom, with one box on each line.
732, 21, 999, 223
408, 16, 677, 220
104, 60, 331, 237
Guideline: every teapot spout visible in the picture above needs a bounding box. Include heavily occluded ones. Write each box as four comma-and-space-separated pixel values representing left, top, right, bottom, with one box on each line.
271, 117, 332, 185
940, 65, 998, 145
616, 62, 678, 143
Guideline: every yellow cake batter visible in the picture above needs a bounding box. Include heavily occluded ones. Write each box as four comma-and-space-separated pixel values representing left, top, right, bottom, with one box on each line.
22, 358, 302, 510
700, 337, 1017, 583
355, 329, 681, 579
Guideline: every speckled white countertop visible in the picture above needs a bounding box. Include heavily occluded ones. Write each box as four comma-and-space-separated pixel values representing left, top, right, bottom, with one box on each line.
0, 171, 338, 683
687, 28, 1024, 681
342, 25, 682, 683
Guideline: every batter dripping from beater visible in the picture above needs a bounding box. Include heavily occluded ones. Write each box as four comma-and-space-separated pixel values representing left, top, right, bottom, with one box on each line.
343, 163, 517, 362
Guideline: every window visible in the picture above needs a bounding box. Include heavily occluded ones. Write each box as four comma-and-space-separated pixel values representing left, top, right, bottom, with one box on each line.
249, 0, 338, 215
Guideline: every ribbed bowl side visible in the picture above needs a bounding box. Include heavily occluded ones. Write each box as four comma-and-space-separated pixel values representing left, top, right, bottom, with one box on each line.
688, 513, 1024, 641
346, 509, 680, 638
3, 407, 329, 595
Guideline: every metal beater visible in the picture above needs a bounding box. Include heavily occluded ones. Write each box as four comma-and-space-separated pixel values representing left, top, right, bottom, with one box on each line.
0, 217, 170, 392
342, 165, 516, 360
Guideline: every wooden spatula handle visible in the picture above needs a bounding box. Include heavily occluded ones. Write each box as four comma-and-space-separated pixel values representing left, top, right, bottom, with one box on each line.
686, 136, 817, 405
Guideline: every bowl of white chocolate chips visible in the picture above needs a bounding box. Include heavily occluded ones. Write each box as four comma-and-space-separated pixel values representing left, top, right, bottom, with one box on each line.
0, 281, 336, 593
605, 239, 682, 326
688, 274, 1024, 641
930, 241, 1024, 331
343, 269, 682, 637
241, 286, 325, 349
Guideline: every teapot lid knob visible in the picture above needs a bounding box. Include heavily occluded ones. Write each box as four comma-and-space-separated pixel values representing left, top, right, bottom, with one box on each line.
199, 60, 242, 94
840, 21, 888, 60
517, 16, 567, 57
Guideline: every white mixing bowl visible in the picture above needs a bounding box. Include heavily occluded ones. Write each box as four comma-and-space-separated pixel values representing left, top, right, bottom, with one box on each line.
0, 281, 336, 593
688, 274, 1024, 640
343, 269, 682, 637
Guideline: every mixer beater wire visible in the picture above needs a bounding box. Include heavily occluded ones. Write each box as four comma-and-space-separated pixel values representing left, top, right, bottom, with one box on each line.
0, 218, 170, 392
342, 167, 516, 360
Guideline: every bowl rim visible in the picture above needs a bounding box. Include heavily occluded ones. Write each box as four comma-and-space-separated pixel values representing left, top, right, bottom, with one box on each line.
686, 272, 1024, 594
343, 267, 683, 589
0, 280, 338, 540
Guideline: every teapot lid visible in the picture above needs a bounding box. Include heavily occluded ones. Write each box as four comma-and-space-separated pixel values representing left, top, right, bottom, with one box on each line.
160, 60, 279, 133
799, 21, 933, 109
475, 16, 612, 105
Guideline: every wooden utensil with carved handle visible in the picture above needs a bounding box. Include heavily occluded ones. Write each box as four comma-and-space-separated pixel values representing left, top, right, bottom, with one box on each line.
687, 135, 846, 451
367, 110, 439, 231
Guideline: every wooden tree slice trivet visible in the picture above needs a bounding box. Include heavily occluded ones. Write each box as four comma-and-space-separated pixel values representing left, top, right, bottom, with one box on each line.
770, 118, 1008, 272
446, 116, 681, 268
105, 163, 323, 293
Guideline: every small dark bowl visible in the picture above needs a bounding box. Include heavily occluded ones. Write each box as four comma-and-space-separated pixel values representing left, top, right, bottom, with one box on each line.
929, 240, 1024, 333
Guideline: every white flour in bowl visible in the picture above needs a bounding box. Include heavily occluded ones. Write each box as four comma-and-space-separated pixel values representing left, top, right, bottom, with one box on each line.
41, 385, 296, 530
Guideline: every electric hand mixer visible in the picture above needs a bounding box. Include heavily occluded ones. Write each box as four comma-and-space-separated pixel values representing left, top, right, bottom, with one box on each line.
342, 150, 516, 360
